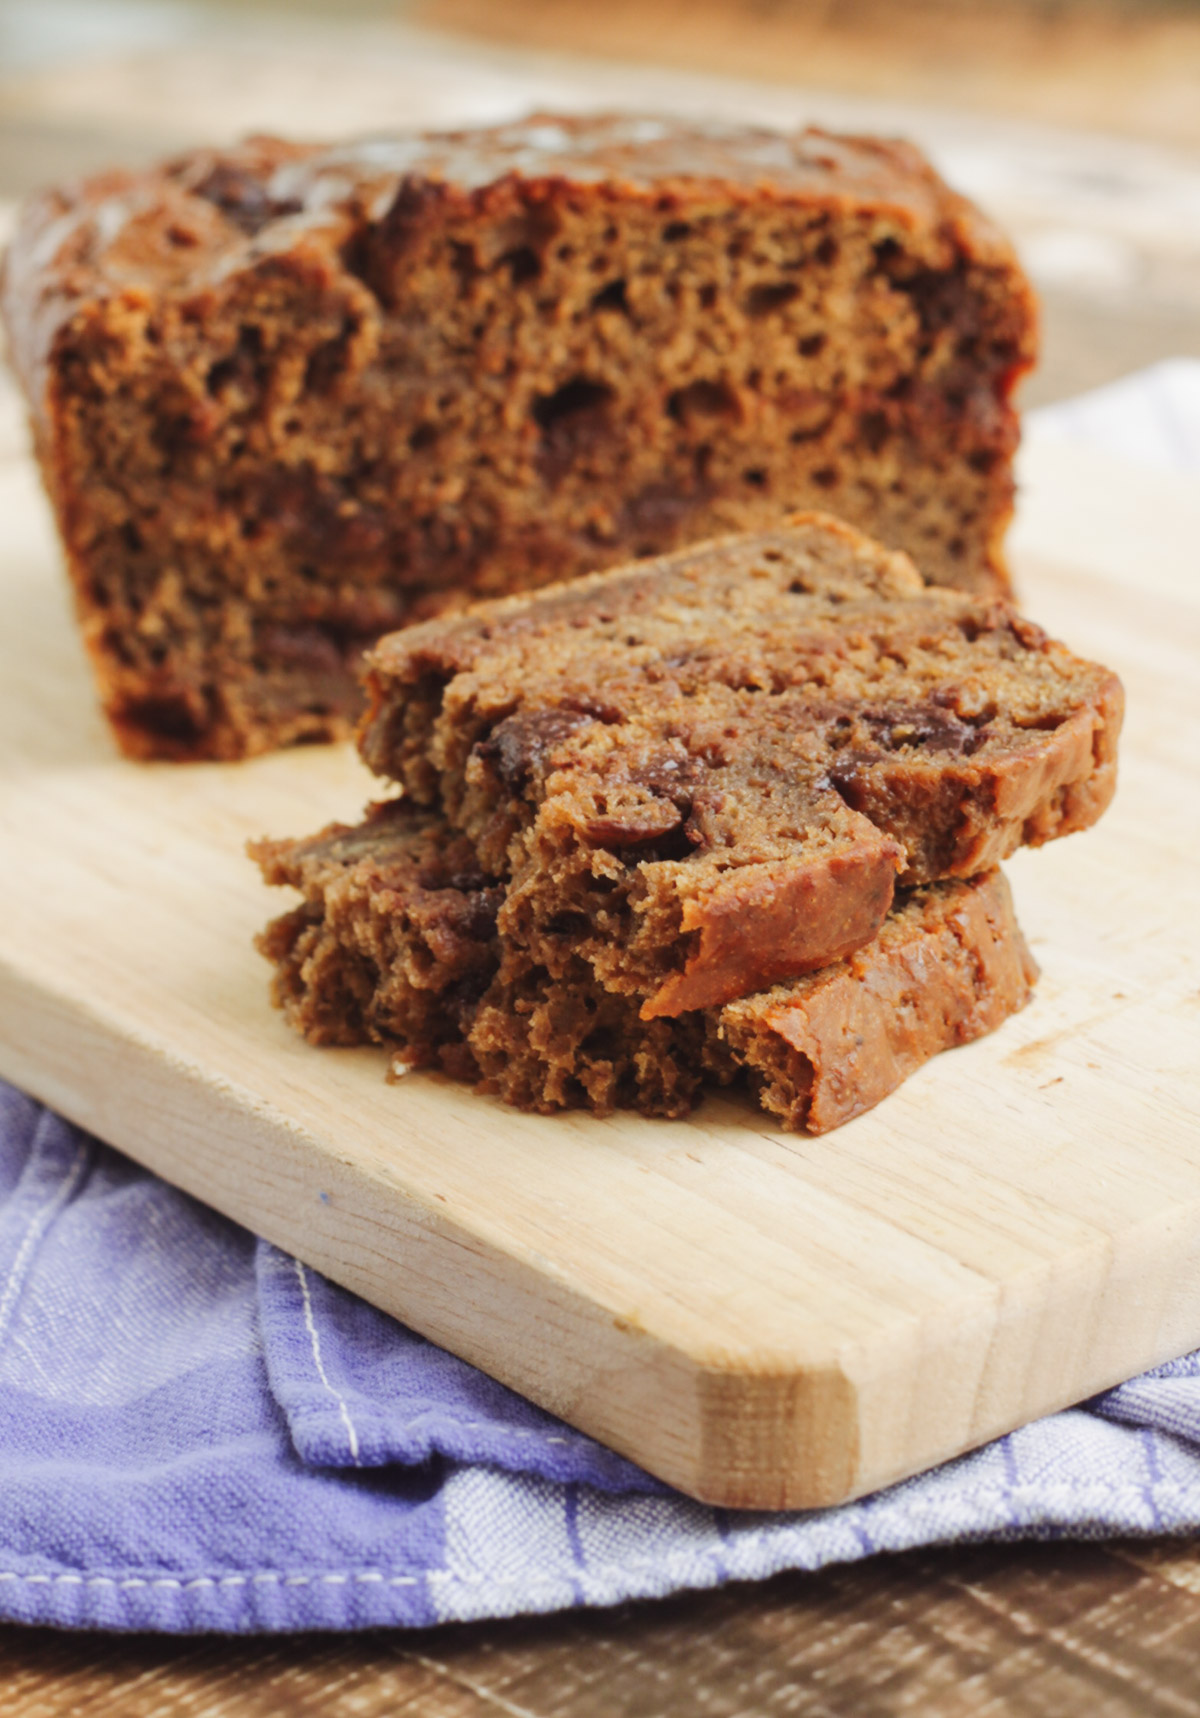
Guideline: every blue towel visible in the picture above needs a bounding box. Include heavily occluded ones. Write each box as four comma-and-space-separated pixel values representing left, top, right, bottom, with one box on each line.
2, 1081, 1200, 1636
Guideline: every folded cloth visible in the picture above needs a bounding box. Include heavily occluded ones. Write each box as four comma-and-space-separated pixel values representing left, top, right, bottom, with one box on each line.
2, 363, 1198, 1635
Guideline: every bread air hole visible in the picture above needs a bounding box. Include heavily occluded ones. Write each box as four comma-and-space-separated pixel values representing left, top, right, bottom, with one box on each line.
533, 377, 615, 432
667, 379, 740, 424
591, 278, 628, 313
745, 281, 798, 317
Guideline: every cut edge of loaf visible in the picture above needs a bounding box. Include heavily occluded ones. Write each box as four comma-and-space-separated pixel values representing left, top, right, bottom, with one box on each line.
250, 799, 1038, 1134
3, 115, 1036, 761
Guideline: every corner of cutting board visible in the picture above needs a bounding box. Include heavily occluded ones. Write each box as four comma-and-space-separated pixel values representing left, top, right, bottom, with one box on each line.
668, 1348, 862, 1513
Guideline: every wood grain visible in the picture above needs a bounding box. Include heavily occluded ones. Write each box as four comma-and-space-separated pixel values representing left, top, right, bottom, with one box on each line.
0, 434, 1197, 1511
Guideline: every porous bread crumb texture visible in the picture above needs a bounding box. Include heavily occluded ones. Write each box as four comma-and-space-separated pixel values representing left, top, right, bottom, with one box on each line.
360, 513, 1121, 1019
249, 801, 497, 1081
252, 796, 1037, 1132
2, 114, 1036, 760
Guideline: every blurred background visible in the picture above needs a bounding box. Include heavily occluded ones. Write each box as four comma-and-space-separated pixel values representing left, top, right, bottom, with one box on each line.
2, 0, 1199, 407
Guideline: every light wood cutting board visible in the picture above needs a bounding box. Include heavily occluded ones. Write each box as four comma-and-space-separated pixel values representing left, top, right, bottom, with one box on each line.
0, 428, 1197, 1511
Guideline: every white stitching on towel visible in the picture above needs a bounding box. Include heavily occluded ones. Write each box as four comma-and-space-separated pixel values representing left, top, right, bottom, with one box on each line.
0, 1127, 90, 1350
0, 1570, 424, 1591
4, 1480, 1196, 1603
293, 1257, 362, 1466
435, 1426, 574, 1444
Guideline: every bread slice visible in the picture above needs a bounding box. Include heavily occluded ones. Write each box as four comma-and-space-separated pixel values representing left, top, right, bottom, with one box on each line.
3, 114, 1035, 760
252, 799, 1037, 1134
714, 872, 1039, 1132
360, 513, 1120, 1016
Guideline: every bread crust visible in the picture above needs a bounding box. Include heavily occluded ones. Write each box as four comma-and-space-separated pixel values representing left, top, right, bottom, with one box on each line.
718, 868, 1039, 1132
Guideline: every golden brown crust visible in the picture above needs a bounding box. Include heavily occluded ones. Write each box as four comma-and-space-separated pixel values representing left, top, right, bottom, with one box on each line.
645, 837, 903, 1018
717, 868, 1038, 1132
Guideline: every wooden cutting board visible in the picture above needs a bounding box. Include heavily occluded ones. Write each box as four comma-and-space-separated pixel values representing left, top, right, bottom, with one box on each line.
0, 428, 1197, 1512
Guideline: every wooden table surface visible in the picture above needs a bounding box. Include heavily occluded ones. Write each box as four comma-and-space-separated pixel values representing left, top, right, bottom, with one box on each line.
3, 5, 1200, 1710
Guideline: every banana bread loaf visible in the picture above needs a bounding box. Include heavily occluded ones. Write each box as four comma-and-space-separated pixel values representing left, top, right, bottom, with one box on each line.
360, 514, 1120, 1017
252, 799, 1037, 1133
3, 113, 1036, 760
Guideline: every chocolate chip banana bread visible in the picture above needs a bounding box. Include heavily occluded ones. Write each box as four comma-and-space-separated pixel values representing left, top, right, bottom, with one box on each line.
360, 513, 1120, 1017
3, 113, 1036, 760
252, 799, 1037, 1133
